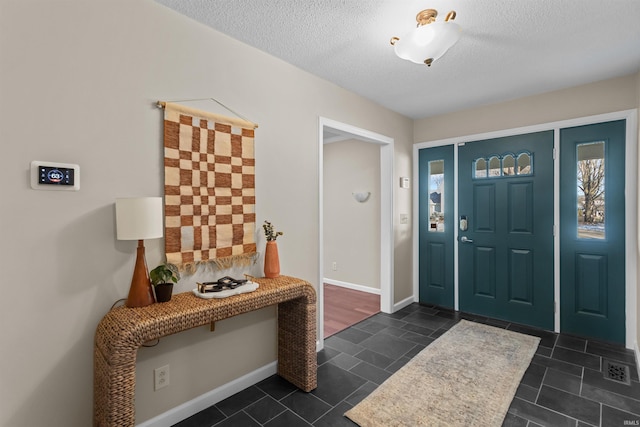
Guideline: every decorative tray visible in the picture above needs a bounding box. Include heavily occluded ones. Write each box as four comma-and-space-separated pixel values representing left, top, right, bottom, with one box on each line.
192, 276, 259, 299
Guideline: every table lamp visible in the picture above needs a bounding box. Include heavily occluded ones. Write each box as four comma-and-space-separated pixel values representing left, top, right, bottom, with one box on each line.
115, 197, 164, 308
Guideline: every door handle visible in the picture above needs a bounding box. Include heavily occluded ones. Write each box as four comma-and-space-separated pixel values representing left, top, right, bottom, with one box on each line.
460, 236, 474, 243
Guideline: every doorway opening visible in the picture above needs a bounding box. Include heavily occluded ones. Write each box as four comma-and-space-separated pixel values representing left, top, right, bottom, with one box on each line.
318, 117, 394, 347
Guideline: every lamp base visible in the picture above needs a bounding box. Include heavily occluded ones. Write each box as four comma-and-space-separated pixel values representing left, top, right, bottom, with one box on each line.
125, 240, 156, 308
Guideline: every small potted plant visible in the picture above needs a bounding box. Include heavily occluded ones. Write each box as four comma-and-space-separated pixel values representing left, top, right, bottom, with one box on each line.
263, 220, 283, 278
150, 263, 180, 303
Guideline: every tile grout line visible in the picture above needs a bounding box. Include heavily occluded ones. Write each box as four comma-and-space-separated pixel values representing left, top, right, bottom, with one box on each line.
599, 401, 603, 427
176, 304, 640, 427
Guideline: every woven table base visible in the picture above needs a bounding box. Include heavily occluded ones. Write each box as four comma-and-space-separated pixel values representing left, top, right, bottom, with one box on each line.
94, 276, 317, 427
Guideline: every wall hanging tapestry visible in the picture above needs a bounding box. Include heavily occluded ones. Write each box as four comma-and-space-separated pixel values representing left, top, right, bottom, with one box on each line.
162, 101, 257, 272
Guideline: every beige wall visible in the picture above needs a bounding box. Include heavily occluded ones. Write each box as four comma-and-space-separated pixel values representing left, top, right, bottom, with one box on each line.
2, 0, 636, 424
0, 1, 413, 425
414, 73, 640, 142
323, 139, 380, 289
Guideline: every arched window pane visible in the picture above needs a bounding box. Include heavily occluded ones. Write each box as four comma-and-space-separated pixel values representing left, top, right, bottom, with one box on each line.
489, 156, 501, 177
474, 158, 487, 178
503, 154, 515, 176
517, 153, 532, 175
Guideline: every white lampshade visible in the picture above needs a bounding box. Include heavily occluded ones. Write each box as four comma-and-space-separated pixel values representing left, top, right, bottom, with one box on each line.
115, 197, 164, 240
393, 21, 461, 65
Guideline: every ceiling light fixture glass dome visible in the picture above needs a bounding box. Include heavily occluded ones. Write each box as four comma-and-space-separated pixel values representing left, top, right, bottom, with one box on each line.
391, 9, 461, 67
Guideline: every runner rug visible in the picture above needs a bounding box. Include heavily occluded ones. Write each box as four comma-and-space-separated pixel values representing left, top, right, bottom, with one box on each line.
344, 320, 539, 427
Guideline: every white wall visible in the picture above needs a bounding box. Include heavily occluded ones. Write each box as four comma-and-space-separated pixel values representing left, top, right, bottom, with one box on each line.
0, 1, 413, 425
637, 75, 640, 358
323, 139, 380, 289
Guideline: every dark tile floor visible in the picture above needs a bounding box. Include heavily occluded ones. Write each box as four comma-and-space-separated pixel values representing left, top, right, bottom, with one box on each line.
173, 303, 640, 427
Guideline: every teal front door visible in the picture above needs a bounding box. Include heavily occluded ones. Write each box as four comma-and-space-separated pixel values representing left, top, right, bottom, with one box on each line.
419, 145, 454, 307
458, 131, 554, 330
560, 120, 626, 345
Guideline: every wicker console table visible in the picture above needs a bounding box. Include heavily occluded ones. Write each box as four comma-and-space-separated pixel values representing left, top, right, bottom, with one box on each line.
94, 275, 317, 427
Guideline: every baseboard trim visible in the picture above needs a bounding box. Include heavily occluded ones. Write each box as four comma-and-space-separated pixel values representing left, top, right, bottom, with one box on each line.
137, 361, 277, 427
323, 278, 381, 295
393, 295, 415, 312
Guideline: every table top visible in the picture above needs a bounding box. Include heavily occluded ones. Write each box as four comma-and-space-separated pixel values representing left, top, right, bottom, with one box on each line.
94, 276, 316, 361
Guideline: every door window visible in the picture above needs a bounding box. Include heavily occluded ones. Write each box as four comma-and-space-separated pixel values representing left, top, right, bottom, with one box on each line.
428, 159, 445, 232
502, 154, 515, 176
576, 141, 605, 239
488, 156, 501, 177
517, 153, 532, 175
474, 158, 487, 178
473, 151, 533, 179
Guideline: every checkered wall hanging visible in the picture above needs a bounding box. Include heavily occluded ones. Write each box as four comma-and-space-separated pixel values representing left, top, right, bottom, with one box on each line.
162, 102, 257, 272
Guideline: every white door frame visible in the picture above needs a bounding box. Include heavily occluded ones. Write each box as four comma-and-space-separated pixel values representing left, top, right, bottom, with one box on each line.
318, 117, 394, 350
412, 109, 638, 349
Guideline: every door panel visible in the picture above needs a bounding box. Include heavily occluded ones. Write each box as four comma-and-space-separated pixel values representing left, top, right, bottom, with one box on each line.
427, 242, 446, 289
560, 120, 625, 344
419, 145, 454, 307
509, 249, 533, 304
575, 253, 608, 316
474, 184, 496, 231
508, 182, 533, 233
459, 131, 554, 330
474, 246, 496, 298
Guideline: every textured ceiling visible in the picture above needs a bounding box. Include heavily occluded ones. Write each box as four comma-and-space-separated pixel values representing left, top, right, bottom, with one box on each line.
155, 0, 640, 120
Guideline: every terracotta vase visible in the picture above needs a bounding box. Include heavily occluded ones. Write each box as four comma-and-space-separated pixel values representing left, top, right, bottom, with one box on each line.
264, 241, 280, 278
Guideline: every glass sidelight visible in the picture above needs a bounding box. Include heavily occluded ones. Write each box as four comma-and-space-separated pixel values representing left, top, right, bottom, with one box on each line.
560, 120, 625, 344
428, 159, 445, 232
576, 141, 605, 239
419, 144, 454, 308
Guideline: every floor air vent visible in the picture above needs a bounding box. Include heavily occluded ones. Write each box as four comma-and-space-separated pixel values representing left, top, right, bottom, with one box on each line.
603, 359, 631, 385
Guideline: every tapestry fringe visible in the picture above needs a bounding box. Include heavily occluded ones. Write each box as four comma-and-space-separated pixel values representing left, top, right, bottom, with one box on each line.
175, 252, 258, 274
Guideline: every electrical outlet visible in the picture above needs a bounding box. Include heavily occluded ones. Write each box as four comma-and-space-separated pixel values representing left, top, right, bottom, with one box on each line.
154, 365, 170, 391
332, 262, 337, 271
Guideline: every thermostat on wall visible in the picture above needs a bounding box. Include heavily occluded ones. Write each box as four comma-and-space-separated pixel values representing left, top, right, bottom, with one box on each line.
31, 161, 80, 191
400, 176, 410, 189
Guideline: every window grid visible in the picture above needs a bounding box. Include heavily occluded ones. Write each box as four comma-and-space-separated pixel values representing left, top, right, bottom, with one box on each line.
473, 151, 533, 179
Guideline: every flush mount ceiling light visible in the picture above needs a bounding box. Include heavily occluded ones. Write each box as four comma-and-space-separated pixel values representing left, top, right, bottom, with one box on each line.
390, 8, 461, 67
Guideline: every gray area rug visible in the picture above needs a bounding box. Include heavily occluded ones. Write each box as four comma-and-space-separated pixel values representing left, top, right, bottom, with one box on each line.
344, 319, 540, 427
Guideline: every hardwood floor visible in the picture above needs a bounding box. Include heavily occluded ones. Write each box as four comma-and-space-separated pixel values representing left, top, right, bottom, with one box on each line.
323, 283, 380, 338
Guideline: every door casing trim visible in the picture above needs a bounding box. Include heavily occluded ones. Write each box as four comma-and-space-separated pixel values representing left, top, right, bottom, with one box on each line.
318, 117, 394, 350
412, 109, 638, 349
